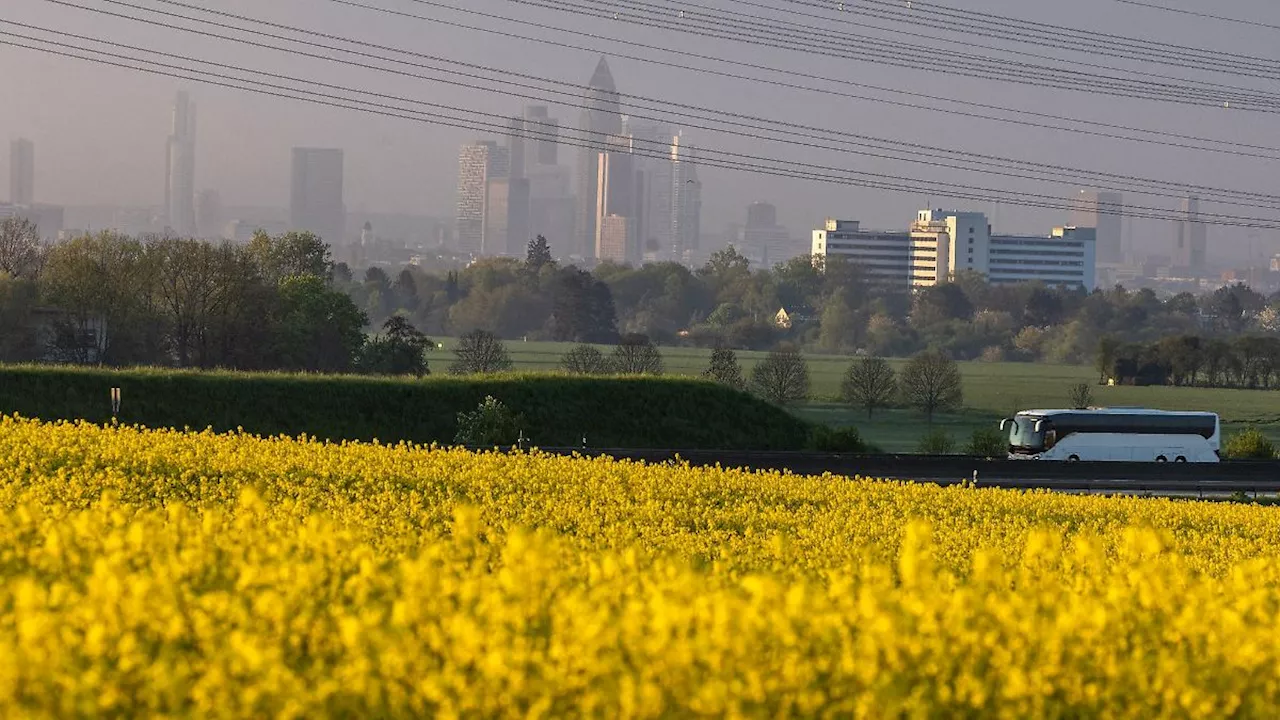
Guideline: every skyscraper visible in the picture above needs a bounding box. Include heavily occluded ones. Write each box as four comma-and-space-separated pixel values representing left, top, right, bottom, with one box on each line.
1173, 197, 1207, 272
165, 92, 197, 236
1069, 190, 1123, 264
455, 141, 508, 255
576, 58, 624, 260
290, 148, 345, 246
9, 139, 34, 206
671, 133, 702, 260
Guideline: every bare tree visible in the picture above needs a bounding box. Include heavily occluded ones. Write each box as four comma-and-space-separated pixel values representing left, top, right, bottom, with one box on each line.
751, 346, 810, 406
610, 333, 664, 375
1068, 382, 1094, 410
900, 349, 964, 424
0, 216, 44, 279
449, 330, 513, 375
842, 357, 898, 418
561, 344, 609, 375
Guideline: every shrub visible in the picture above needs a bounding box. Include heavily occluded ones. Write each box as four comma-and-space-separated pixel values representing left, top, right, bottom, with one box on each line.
808, 425, 874, 453
1223, 428, 1277, 460
917, 428, 956, 455
1068, 382, 1093, 410
454, 396, 522, 447
964, 427, 1007, 458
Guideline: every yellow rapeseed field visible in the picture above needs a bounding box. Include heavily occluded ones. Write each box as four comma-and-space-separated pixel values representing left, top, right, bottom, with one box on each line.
2, 415, 1280, 717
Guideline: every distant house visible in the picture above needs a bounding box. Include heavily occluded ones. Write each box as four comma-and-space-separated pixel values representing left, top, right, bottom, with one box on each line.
29, 308, 108, 364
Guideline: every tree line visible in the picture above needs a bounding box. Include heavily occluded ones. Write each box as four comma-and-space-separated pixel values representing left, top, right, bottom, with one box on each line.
6, 218, 1280, 372
1102, 334, 1280, 389
0, 218, 430, 375
343, 234, 1280, 361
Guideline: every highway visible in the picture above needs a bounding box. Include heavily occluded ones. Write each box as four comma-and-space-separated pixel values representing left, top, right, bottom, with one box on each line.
512, 447, 1280, 498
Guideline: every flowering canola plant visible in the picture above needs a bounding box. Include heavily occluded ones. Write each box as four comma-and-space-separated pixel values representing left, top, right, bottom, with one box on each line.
2, 416, 1280, 717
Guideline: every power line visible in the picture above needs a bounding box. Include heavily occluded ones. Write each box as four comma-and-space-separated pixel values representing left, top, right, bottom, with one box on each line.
515, 0, 1280, 109
36, 0, 1280, 209
354, 0, 1280, 160
846, 0, 1280, 70
1114, 0, 1280, 31
680, 0, 1280, 82
5, 31, 1279, 229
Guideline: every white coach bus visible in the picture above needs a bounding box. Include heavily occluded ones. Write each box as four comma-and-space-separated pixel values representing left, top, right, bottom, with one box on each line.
1002, 408, 1221, 462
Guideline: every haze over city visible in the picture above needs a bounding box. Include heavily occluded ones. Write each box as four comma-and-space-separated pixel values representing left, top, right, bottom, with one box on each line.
4, 0, 1280, 270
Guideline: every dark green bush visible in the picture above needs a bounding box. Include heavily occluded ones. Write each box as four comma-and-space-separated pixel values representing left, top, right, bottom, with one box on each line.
808, 425, 876, 453
0, 366, 812, 450
917, 428, 956, 455
964, 427, 1007, 458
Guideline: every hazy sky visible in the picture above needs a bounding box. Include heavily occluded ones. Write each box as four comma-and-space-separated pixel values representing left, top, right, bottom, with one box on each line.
3, 0, 1280, 261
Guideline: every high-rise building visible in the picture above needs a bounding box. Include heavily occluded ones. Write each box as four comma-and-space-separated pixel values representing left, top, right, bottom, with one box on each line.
455, 141, 522, 255
743, 201, 792, 266
671, 133, 702, 260
165, 92, 197, 236
597, 215, 630, 263
1173, 197, 1207, 272
1070, 190, 1123, 264
9, 139, 34, 206
290, 148, 346, 246
195, 189, 223, 239
576, 58, 624, 260
523, 106, 560, 167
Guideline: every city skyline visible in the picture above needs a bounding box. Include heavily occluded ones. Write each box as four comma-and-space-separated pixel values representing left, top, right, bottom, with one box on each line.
4, 0, 1280, 275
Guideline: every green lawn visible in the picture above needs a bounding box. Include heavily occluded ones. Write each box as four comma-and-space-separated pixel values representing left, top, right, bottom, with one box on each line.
437, 339, 1280, 453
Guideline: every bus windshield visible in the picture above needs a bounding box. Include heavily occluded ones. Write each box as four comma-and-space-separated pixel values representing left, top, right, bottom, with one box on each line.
1008, 416, 1045, 452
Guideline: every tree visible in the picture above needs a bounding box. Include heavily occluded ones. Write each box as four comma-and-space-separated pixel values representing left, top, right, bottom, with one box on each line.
449, 329, 513, 375
247, 230, 332, 283
358, 316, 431, 377
547, 267, 618, 343
272, 275, 369, 373
1068, 382, 1093, 410
560, 344, 609, 375
1095, 335, 1119, 384
526, 235, 554, 272
751, 346, 810, 406
841, 357, 898, 418
610, 333, 664, 375
703, 345, 745, 390
0, 216, 43, 279
899, 349, 963, 424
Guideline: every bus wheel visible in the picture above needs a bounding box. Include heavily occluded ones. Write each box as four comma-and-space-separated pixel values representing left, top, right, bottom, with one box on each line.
1068, 455, 1080, 462
1175, 456, 1187, 463
1156, 456, 1168, 463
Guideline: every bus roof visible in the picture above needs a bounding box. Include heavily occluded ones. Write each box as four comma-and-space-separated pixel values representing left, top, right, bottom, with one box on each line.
1019, 408, 1218, 419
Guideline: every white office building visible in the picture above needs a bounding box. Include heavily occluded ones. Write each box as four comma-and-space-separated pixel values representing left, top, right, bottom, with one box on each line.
814, 209, 1097, 290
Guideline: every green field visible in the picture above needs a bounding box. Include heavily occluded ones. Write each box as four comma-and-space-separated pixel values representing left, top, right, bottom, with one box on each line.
439, 339, 1280, 453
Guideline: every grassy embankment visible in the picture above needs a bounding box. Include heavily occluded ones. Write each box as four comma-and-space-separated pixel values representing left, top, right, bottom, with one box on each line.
0, 366, 810, 450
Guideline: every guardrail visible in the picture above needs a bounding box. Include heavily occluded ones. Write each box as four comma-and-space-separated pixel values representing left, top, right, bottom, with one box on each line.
471, 446, 1280, 493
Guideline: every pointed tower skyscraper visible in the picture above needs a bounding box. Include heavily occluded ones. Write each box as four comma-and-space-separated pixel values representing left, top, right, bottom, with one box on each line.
576, 57, 624, 260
